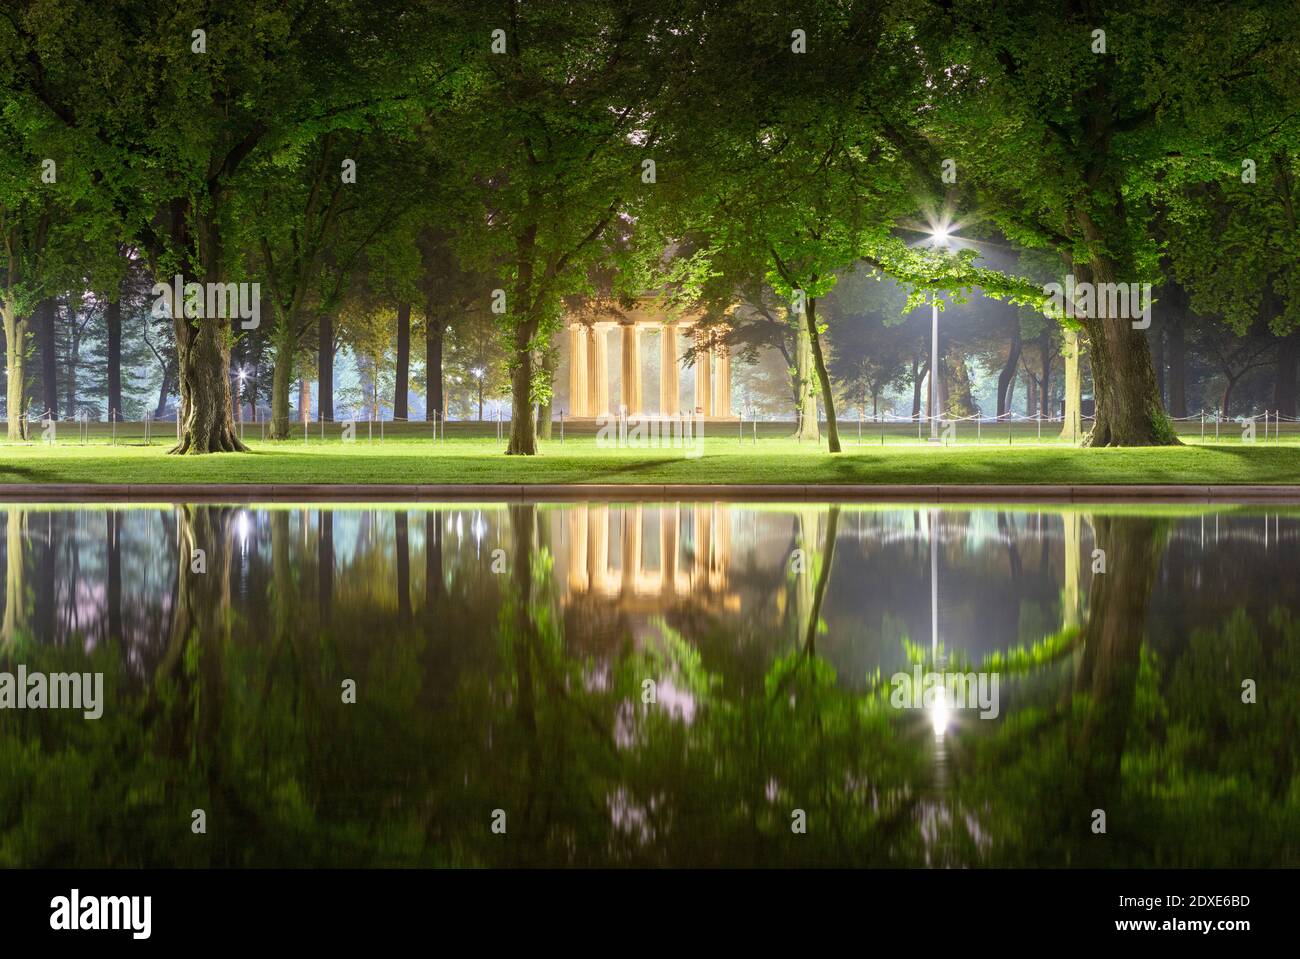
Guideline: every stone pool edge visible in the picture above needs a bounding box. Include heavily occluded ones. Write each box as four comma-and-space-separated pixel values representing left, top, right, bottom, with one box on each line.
1, 483, 1300, 503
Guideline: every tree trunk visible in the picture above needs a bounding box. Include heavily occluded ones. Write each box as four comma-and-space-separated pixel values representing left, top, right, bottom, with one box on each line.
1275, 332, 1298, 419
1170, 291, 1190, 415
1221, 375, 1237, 417
506, 322, 538, 455
1151, 323, 1165, 409
38, 298, 57, 420
299, 377, 311, 426
425, 510, 444, 606
154, 355, 177, 420
106, 510, 122, 646
106, 295, 123, 421
537, 347, 555, 440
795, 321, 820, 440
804, 297, 840, 452
996, 320, 1021, 418
426, 311, 443, 422
911, 354, 923, 419
1060, 327, 1083, 442
65, 303, 81, 419
318, 509, 333, 616
1075, 246, 1177, 445
1039, 330, 1052, 419
317, 312, 334, 422
1075, 515, 1165, 791
395, 510, 411, 621
269, 339, 293, 439
2, 295, 28, 440
1025, 368, 1037, 417
161, 207, 247, 454
394, 303, 410, 421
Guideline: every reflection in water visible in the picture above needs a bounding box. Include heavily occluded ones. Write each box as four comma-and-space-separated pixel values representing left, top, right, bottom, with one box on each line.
1, 501, 1297, 867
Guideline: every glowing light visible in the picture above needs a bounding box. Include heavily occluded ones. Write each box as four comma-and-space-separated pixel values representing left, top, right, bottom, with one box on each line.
930, 225, 950, 247
929, 685, 951, 737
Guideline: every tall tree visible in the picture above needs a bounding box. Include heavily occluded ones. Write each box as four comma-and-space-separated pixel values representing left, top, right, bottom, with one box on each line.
916, 0, 1297, 445
448, 0, 684, 454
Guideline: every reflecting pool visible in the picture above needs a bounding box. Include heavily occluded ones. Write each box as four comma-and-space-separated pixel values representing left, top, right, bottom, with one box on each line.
1, 501, 1296, 867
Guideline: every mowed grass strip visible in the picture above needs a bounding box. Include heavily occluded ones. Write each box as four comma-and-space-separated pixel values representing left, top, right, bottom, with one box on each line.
0, 435, 1297, 486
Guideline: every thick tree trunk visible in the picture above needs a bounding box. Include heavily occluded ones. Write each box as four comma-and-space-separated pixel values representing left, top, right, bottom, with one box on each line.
425, 313, 443, 422
106, 295, 123, 421
804, 297, 840, 452
795, 322, 820, 440
1076, 248, 1177, 446
1075, 515, 1165, 791
317, 312, 334, 422
171, 310, 247, 453
1275, 332, 1298, 419
506, 315, 538, 454
996, 320, 1021, 418
37, 298, 57, 420
394, 303, 410, 421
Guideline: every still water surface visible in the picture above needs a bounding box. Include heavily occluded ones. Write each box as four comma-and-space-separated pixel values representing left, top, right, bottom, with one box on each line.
1, 501, 1296, 867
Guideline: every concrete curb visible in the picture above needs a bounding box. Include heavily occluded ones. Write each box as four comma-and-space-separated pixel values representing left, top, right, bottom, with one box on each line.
0, 483, 1299, 503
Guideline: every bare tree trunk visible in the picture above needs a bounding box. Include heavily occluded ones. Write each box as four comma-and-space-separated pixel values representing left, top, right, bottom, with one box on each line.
1275, 332, 1298, 419
804, 297, 841, 452
426, 310, 443, 422
996, 320, 1021, 418
795, 322, 820, 440
106, 294, 123, 421
394, 303, 410, 421
317, 312, 334, 422
38, 298, 57, 420
2, 294, 29, 440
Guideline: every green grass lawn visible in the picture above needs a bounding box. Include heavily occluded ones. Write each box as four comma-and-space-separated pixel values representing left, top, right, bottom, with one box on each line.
0, 421, 1297, 486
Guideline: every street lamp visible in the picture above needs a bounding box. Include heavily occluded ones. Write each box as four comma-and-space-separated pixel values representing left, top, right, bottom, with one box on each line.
471, 367, 485, 422
236, 366, 249, 424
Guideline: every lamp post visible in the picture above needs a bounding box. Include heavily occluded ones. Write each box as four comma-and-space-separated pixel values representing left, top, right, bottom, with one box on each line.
928, 226, 951, 442
472, 367, 485, 422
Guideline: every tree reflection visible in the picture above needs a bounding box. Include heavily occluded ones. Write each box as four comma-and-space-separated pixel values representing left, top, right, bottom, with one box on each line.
0, 503, 1296, 867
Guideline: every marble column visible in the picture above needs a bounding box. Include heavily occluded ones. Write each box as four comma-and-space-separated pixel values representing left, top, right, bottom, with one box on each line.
696, 330, 713, 416
569, 325, 589, 417
620, 324, 642, 416
716, 342, 731, 417
660, 325, 680, 416
591, 325, 610, 417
